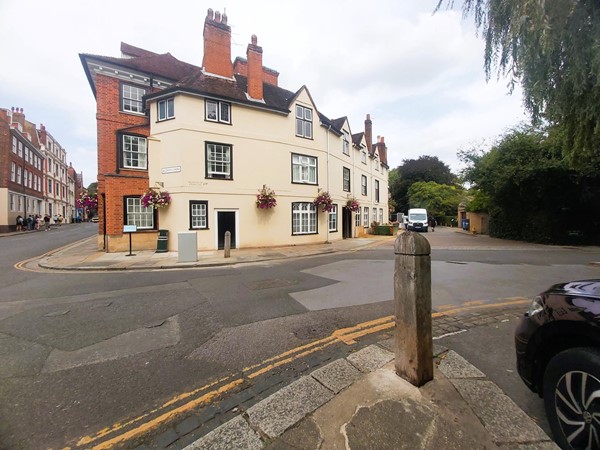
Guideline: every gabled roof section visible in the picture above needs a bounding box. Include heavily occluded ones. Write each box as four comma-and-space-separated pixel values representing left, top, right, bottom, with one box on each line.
352, 132, 365, 147
148, 71, 296, 114
330, 116, 347, 133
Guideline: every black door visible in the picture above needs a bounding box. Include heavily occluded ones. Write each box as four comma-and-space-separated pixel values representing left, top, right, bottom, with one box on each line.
342, 207, 353, 239
217, 211, 236, 249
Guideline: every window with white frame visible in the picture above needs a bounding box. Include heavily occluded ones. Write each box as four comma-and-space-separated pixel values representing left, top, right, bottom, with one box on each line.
372, 208, 377, 224
158, 98, 174, 121
10, 163, 15, 182
379, 208, 384, 224
122, 135, 147, 169
375, 180, 380, 202
48, 179, 52, 193
329, 205, 338, 232
24, 148, 29, 163
17, 167, 22, 184
122, 84, 146, 113
295, 105, 313, 139
292, 153, 317, 184
342, 167, 351, 192
361, 151, 367, 164
206, 143, 232, 179
190, 201, 208, 229
12, 137, 16, 153
355, 210, 361, 227
9, 194, 14, 211
342, 131, 350, 155
361, 175, 367, 196
125, 196, 154, 229
363, 206, 369, 227
205, 99, 231, 124
292, 202, 317, 235
18, 141, 23, 158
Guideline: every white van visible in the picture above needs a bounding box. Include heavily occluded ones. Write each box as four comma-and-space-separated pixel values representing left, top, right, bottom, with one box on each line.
407, 208, 428, 232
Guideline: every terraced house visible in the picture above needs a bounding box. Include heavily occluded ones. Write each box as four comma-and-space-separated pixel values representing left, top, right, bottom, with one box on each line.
80, 8, 389, 252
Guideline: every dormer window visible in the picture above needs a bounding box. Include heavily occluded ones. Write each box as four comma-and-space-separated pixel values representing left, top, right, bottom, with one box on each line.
205, 99, 231, 124
122, 84, 146, 114
295, 105, 312, 139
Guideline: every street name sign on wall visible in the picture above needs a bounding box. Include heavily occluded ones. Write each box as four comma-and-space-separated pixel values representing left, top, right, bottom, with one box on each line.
161, 166, 181, 174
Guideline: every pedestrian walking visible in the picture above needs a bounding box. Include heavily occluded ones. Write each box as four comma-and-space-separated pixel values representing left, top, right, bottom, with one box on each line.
57, 214, 63, 226
44, 215, 51, 231
35, 215, 41, 230
16, 215, 23, 231
429, 217, 437, 232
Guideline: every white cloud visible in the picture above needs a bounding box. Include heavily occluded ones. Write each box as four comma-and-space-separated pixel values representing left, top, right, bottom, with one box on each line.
0, 0, 527, 186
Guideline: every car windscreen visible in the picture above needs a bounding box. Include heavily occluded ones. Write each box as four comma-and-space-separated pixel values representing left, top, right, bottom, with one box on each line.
409, 214, 427, 221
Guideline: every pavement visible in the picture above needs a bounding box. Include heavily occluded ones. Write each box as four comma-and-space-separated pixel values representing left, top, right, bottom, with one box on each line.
12, 227, 560, 449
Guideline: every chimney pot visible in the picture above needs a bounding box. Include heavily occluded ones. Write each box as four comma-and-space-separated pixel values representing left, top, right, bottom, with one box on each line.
207, 8, 213, 20
251, 34, 257, 45
222, 12, 227, 24
215, 11, 221, 22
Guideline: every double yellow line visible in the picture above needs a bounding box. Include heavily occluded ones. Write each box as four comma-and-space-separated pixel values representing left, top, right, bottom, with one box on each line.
71, 297, 528, 449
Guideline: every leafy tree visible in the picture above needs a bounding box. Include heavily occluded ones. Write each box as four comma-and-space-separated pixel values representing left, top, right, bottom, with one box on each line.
407, 181, 463, 218
460, 125, 600, 243
436, 0, 600, 169
87, 182, 98, 196
389, 156, 455, 213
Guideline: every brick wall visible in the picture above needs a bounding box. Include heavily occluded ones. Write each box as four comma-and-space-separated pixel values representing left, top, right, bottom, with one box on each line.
95, 75, 150, 240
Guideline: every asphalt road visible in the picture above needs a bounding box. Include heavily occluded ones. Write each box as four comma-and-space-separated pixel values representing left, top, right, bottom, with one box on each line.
0, 225, 598, 449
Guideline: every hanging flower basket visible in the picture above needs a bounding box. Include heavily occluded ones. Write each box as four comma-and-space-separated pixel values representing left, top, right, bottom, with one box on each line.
256, 186, 277, 209
140, 188, 171, 209
346, 197, 360, 212
313, 191, 334, 212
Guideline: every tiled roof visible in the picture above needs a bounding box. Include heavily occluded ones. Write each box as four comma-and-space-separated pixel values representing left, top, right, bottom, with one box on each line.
120, 42, 159, 58
352, 132, 364, 147
151, 71, 297, 114
80, 52, 198, 82
330, 117, 346, 132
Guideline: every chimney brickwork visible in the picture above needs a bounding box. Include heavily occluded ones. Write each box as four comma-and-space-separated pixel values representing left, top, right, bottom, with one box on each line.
246, 35, 263, 100
202, 8, 233, 78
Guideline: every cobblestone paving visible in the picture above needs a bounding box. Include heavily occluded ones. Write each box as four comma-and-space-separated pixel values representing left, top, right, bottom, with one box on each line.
126, 303, 527, 450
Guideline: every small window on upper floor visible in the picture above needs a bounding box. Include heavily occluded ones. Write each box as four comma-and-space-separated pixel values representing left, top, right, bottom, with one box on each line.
205, 99, 231, 124
342, 131, 350, 156
361, 151, 367, 164
158, 98, 175, 121
295, 105, 313, 139
122, 84, 146, 114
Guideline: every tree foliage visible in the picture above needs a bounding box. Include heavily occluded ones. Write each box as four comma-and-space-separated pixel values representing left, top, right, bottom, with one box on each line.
389, 156, 455, 212
407, 181, 463, 218
436, 0, 600, 169
460, 125, 600, 243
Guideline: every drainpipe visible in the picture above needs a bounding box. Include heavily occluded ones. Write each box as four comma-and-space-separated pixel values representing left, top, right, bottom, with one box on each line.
326, 125, 331, 244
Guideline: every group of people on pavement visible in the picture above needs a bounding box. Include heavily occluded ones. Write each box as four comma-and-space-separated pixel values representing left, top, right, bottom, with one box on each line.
15, 214, 63, 232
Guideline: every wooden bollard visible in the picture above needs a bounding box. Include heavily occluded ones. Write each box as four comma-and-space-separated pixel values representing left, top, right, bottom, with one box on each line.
224, 231, 231, 258
394, 231, 433, 386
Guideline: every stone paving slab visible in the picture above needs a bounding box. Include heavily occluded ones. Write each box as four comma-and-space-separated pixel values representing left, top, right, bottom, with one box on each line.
246, 375, 334, 438
346, 344, 394, 373
184, 416, 262, 450
437, 350, 486, 378
450, 379, 557, 447
310, 358, 363, 394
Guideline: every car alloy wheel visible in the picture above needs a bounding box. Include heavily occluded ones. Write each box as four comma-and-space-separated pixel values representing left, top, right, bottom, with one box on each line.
544, 348, 600, 450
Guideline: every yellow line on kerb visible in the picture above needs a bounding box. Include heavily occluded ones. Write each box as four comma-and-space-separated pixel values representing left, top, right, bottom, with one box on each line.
74, 297, 528, 449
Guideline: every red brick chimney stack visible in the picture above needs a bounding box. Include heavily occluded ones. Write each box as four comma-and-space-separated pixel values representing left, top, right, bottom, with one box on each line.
246, 34, 264, 100
365, 114, 373, 153
39, 123, 47, 144
202, 8, 233, 78
12, 107, 25, 128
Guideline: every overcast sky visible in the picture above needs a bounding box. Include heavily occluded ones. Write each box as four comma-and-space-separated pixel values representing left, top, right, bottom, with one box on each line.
0, 0, 527, 187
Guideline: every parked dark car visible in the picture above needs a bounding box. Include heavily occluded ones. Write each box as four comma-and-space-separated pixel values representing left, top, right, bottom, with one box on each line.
515, 279, 600, 449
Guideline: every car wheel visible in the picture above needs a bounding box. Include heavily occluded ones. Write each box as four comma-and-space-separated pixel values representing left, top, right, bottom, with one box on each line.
543, 347, 600, 450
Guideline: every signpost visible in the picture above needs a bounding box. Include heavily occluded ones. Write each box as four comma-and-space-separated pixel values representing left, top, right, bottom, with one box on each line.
123, 225, 137, 256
